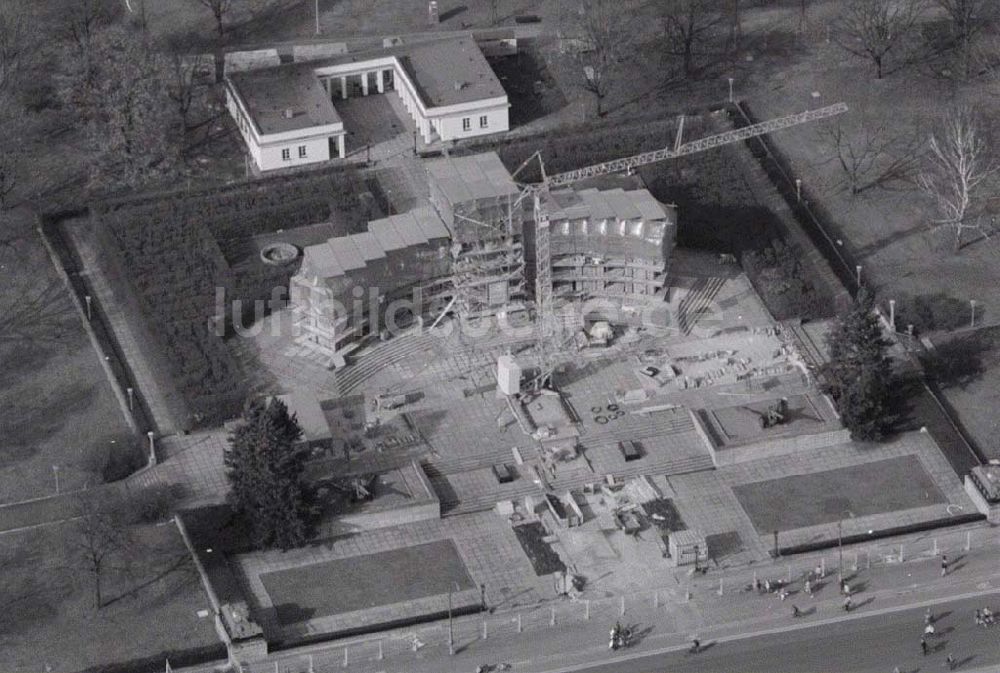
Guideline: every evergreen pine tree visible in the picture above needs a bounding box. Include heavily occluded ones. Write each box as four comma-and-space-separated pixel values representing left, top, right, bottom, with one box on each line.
224, 398, 311, 550
824, 288, 892, 441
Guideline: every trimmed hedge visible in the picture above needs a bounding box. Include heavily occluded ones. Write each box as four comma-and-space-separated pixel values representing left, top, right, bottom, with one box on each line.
97, 166, 375, 425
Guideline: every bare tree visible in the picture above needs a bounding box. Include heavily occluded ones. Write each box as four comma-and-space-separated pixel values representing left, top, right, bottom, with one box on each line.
936, 0, 989, 78
198, 0, 233, 37
71, 495, 134, 610
727, 0, 742, 48
834, 0, 924, 79
661, 0, 725, 78
62, 24, 182, 189
818, 115, 924, 194
58, 0, 121, 58
919, 106, 998, 251
0, 3, 28, 93
167, 51, 200, 129
572, 0, 636, 117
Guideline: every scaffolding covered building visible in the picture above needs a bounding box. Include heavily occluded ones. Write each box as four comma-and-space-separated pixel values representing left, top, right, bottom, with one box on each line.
426, 153, 527, 323
542, 186, 676, 320
288, 151, 677, 366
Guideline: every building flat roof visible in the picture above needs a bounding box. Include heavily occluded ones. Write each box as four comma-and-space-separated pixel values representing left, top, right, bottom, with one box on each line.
399, 36, 506, 107
426, 152, 520, 205
352, 231, 386, 262
544, 187, 669, 224
228, 66, 341, 135
328, 236, 366, 272
302, 206, 450, 281
275, 391, 332, 443
368, 217, 408, 252
228, 36, 504, 138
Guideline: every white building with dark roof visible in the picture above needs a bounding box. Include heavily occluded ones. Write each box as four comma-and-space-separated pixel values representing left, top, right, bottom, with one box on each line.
225, 36, 510, 172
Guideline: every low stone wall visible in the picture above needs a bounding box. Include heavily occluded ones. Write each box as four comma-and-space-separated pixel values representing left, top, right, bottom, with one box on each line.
335, 499, 441, 531
694, 406, 852, 467
965, 475, 1000, 523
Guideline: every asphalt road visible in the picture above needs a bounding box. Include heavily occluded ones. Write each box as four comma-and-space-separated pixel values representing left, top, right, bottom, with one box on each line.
572, 594, 1000, 673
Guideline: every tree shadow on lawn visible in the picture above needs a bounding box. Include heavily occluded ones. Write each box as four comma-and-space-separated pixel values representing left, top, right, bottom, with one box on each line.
1, 380, 103, 468
919, 332, 995, 391
274, 602, 318, 626
0, 570, 74, 634
101, 551, 197, 609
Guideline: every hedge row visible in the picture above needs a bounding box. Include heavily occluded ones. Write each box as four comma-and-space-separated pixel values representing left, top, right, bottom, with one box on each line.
97, 165, 379, 425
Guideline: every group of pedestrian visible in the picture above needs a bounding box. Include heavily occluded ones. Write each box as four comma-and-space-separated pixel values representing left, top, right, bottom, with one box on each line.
920, 608, 965, 670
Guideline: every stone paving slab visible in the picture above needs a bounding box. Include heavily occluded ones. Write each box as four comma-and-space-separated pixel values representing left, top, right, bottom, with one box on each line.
65, 220, 192, 434
667, 430, 976, 567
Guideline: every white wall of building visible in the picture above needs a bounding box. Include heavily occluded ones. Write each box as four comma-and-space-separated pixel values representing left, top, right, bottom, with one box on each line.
226, 81, 344, 172
258, 135, 332, 172
227, 49, 510, 171
433, 103, 509, 142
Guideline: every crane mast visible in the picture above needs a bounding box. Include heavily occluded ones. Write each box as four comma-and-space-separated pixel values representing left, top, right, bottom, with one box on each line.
527, 102, 848, 387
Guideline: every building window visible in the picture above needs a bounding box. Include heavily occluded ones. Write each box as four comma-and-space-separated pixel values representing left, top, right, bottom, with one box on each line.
479, 115, 488, 129
298, 145, 307, 158
281, 148, 290, 160
462, 117, 471, 131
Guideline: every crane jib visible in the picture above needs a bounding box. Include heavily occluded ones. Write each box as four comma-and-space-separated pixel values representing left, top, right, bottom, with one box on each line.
544, 102, 849, 188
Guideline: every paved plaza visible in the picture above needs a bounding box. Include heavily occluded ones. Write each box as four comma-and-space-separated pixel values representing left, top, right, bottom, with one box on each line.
108, 253, 982, 651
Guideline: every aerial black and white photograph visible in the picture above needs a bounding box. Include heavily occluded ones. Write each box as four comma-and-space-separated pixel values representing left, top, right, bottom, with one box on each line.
1, 0, 999, 672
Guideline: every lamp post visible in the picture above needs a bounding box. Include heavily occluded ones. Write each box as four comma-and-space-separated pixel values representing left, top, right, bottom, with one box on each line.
728, 77, 734, 103
315, 0, 320, 35
971, 299, 977, 328
838, 511, 854, 584
52, 465, 60, 494
448, 581, 459, 655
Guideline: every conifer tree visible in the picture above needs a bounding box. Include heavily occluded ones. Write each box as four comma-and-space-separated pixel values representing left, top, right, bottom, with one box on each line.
225, 398, 311, 550
824, 288, 892, 441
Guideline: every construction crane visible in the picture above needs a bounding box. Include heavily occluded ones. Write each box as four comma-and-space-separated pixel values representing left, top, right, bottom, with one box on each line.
522, 102, 849, 387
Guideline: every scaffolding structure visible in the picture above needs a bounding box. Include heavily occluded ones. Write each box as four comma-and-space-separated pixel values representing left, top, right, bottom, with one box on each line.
427, 153, 528, 324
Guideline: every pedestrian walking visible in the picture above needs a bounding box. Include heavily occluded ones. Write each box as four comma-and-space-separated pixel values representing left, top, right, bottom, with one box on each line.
804, 579, 812, 596
815, 563, 823, 579
921, 637, 928, 656
941, 554, 948, 577
842, 581, 851, 596
975, 609, 983, 627
893, 667, 901, 673
843, 596, 852, 612
946, 653, 956, 670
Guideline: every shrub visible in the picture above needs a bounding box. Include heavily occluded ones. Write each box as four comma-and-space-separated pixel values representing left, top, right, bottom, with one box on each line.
895, 293, 975, 334
742, 239, 831, 320
130, 483, 184, 523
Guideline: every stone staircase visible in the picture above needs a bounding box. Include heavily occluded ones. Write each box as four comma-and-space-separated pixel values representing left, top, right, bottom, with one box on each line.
421, 461, 543, 517
335, 331, 441, 394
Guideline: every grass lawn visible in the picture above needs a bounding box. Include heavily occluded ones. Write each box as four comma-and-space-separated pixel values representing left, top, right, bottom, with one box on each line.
0, 226, 137, 504
260, 539, 474, 624
925, 327, 1000, 462
732, 455, 947, 534
736, 1, 1000, 323
0, 519, 221, 672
